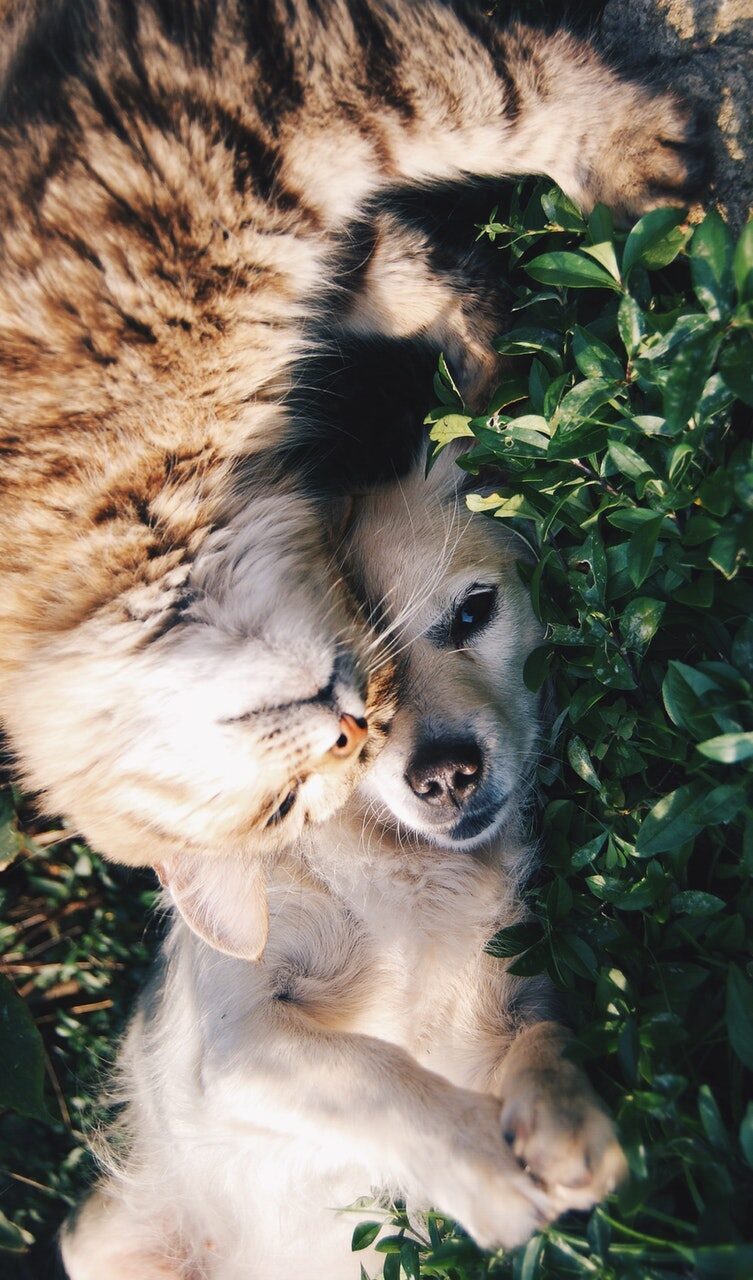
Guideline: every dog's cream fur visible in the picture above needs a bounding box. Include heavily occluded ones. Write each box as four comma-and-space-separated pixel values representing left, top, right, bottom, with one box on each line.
62, 452, 627, 1280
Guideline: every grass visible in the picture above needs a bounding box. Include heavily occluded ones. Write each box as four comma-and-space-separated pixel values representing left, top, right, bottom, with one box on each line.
0, 796, 159, 1277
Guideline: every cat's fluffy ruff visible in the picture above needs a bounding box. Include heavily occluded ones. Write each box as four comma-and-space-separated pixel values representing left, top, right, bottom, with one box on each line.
0, 0, 705, 872
61, 451, 626, 1280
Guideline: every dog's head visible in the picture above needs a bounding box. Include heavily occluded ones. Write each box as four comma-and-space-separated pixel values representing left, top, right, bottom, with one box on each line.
342, 447, 543, 851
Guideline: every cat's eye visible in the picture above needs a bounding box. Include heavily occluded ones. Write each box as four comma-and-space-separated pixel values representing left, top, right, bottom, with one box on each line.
450, 586, 498, 649
266, 788, 297, 826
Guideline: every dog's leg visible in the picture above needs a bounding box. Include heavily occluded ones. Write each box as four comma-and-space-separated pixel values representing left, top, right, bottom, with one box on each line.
489, 1019, 629, 1215
205, 1014, 554, 1252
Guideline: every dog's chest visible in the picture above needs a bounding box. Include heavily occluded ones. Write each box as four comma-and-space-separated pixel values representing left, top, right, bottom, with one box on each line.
339, 893, 490, 1083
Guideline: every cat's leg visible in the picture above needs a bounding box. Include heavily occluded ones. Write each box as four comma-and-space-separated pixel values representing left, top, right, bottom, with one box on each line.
284, 4, 706, 225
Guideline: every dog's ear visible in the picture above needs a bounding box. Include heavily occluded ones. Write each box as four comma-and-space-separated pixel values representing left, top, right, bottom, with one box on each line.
156, 854, 268, 961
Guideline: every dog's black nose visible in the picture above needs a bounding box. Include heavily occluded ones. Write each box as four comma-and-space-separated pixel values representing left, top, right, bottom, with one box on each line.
406, 738, 482, 809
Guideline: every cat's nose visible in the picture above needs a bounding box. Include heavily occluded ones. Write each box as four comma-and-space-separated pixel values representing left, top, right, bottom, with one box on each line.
329, 713, 368, 760
406, 738, 482, 809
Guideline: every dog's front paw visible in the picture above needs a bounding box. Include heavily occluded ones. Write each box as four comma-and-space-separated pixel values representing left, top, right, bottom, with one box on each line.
424, 1094, 556, 1251
581, 90, 710, 223
500, 1067, 628, 1214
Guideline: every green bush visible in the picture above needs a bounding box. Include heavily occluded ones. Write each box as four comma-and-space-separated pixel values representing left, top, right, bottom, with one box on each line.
0, 802, 157, 1274
352, 189, 753, 1278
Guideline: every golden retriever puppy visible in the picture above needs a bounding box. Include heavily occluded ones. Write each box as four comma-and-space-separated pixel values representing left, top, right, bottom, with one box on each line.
61, 449, 626, 1280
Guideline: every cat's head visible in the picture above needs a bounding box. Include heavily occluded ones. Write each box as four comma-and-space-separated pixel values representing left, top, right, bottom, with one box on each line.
9, 487, 395, 893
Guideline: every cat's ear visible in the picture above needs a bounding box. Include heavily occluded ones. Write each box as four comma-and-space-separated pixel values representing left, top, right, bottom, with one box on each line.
156, 854, 268, 961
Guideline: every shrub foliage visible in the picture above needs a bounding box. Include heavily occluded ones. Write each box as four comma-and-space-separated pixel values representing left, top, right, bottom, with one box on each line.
355, 188, 753, 1278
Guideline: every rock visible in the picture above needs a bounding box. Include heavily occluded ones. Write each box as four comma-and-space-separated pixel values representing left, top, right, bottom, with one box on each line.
601, 0, 753, 230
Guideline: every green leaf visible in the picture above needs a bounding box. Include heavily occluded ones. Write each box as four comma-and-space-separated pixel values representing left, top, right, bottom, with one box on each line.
732, 619, 753, 681
0, 791, 23, 872
437, 351, 463, 405
400, 1240, 421, 1280
740, 1102, 753, 1167
553, 377, 622, 432
382, 1251, 400, 1280
485, 921, 543, 958
698, 1084, 732, 1151
428, 414, 473, 447
567, 736, 602, 790
0, 1210, 33, 1255
587, 1208, 612, 1260
582, 239, 622, 281
697, 732, 753, 763
662, 661, 723, 738
727, 965, 753, 1071
663, 332, 718, 433
588, 871, 665, 911
352, 1222, 382, 1251
0, 973, 50, 1121
733, 217, 753, 302
709, 514, 750, 579
572, 326, 624, 380
636, 783, 744, 856
513, 1233, 545, 1280
495, 326, 563, 366
523, 644, 553, 692
541, 185, 587, 231
593, 641, 635, 689
524, 250, 622, 291
588, 203, 614, 245
627, 514, 665, 588
719, 330, 753, 407
572, 831, 608, 869
608, 439, 652, 480
620, 596, 665, 652
617, 294, 646, 356
691, 211, 734, 320
547, 1230, 600, 1273
622, 207, 689, 275
673, 891, 726, 916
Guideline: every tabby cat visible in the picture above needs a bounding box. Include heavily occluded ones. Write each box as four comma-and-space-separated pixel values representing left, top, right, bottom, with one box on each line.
0, 0, 704, 889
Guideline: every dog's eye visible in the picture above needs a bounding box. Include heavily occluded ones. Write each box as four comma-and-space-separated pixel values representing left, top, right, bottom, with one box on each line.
450, 587, 497, 648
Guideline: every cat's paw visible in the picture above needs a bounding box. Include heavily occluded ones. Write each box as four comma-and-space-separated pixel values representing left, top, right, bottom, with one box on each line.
581, 90, 710, 223
500, 1067, 628, 1214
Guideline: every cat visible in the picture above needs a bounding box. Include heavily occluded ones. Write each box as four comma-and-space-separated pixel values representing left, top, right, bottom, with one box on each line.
0, 0, 705, 903
60, 445, 627, 1280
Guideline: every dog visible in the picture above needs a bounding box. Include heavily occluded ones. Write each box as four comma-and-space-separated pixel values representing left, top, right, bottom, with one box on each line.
61, 447, 627, 1280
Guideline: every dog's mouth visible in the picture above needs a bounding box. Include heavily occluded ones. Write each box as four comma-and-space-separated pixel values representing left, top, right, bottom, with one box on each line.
362, 781, 513, 852
447, 796, 510, 847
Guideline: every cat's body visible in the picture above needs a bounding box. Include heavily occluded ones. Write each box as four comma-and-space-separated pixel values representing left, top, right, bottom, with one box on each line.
61, 452, 626, 1280
0, 0, 705, 879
